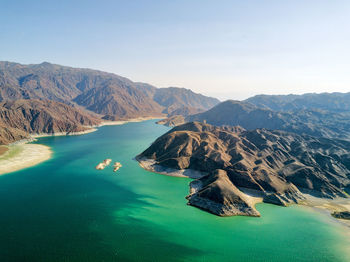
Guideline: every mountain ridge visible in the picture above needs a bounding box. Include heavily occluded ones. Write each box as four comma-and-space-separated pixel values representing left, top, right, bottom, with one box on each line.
0, 99, 101, 144
137, 121, 350, 216
0, 61, 219, 119
184, 100, 350, 141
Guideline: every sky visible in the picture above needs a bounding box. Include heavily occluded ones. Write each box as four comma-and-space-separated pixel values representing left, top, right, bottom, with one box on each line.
1, 0, 350, 100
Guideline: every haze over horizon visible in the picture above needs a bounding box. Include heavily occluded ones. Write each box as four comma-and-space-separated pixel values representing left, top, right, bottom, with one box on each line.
1, 0, 350, 100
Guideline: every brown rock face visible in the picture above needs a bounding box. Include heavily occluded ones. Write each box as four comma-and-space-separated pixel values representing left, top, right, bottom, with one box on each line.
0, 62, 219, 119
153, 87, 219, 116
187, 169, 261, 217
0, 125, 28, 145
0, 61, 219, 143
331, 211, 350, 220
138, 122, 350, 216
0, 99, 101, 144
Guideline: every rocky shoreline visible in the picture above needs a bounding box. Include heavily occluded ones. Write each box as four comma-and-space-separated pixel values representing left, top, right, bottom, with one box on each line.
137, 157, 350, 225
136, 156, 205, 179
136, 122, 350, 219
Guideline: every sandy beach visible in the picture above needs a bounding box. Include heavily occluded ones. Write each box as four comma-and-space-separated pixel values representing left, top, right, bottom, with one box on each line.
0, 145, 8, 156
99, 116, 162, 126
0, 144, 52, 175
0, 117, 160, 176
301, 194, 350, 228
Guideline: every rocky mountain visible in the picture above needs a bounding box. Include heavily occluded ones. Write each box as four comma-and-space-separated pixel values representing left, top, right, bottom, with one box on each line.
245, 92, 350, 112
0, 99, 101, 144
152, 87, 219, 116
0, 125, 28, 145
156, 115, 185, 127
137, 122, 350, 216
185, 100, 350, 141
0, 62, 219, 119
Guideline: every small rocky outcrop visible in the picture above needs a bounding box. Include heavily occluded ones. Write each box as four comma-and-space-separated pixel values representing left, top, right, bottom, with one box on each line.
187, 169, 260, 217
331, 211, 350, 220
263, 184, 305, 206
156, 115, 185, 127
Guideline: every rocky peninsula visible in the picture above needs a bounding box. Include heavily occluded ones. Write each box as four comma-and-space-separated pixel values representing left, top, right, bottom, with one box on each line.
137, 122, 350, 217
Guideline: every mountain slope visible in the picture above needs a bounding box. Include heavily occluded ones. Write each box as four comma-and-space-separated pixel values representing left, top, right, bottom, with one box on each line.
0, 61, 219, 119
153, 87, 220, 115
186, 100, 350, 140
138, 122, 350, 216
0, 99, 101, 144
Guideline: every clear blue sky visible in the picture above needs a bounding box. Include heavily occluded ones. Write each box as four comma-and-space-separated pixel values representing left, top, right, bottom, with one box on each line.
1, 0, 349, 100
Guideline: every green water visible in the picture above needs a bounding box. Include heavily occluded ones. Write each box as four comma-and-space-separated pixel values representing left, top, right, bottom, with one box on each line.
0, 120, 349, 262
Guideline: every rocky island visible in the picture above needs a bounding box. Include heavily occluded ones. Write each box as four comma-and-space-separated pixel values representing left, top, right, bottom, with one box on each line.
137, 122, 350, 217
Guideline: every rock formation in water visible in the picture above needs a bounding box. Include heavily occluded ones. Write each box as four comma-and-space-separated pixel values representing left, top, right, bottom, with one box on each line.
138, 122, 350, 216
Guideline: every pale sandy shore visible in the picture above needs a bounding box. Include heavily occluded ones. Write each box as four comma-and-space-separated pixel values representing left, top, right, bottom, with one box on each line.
136, 157, 205, 179
99, 116, 163, 126
0, 116, 161, 176
0, 145, 8, 156
0, 144, 52, 175
301, 194, 350, 227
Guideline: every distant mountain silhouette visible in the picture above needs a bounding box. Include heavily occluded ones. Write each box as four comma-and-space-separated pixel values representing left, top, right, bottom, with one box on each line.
246, 92, 350, 112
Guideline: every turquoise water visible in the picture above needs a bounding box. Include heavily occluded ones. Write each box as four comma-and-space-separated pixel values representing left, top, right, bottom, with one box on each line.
0, 120, 349, 262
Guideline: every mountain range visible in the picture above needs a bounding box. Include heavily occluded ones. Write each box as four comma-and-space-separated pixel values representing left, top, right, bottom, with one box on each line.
0, 62, 219, 118
0, 61, 219, 144
159, 99, 350, 141
245, 92, 350, 112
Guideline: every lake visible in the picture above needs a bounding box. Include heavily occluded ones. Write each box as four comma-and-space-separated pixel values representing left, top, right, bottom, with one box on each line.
0, 120, 349, 261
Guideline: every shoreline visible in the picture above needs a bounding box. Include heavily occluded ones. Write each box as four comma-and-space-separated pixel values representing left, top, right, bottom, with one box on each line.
1, 116, 161, 176
136, 157, 350, 226
0, 145, 8, 156
98, 116, 163, 126
0, 144, 52, 175
136, 157, 205, 179
30, 128, 98, 139
30, 116, 162, 139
